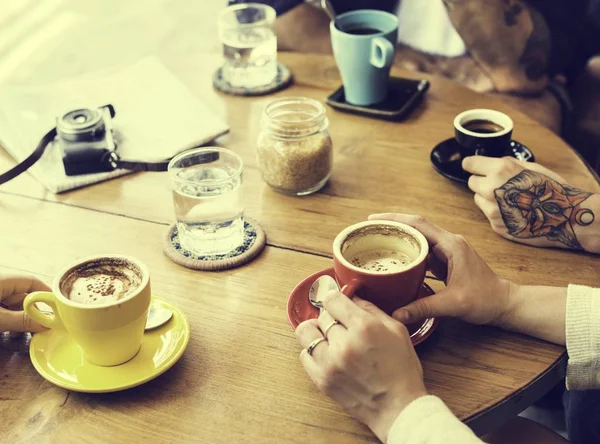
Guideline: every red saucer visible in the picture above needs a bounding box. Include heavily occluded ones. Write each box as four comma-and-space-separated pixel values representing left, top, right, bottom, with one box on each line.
287, 267, 439, 346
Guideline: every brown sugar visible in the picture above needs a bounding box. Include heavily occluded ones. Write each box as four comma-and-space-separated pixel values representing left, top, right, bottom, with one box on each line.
257, 131, 333, 194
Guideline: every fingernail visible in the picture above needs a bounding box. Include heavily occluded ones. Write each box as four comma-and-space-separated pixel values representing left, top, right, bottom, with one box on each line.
396, 309, 411, 323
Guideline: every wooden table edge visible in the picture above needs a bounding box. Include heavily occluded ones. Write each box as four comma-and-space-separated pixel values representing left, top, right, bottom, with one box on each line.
465, 351, 567, 436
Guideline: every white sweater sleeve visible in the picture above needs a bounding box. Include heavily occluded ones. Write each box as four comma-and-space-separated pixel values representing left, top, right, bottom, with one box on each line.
566, 284, 600, 390
384, 284, 600, 442
387, 395, 483, 444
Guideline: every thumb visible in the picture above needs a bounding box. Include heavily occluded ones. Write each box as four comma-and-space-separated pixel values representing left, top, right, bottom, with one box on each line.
392, 289, 457, 324
0, 309, 47, 333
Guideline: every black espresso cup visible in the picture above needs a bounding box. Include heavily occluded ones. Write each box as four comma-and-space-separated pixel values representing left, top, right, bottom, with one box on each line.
454, 109, 513, 157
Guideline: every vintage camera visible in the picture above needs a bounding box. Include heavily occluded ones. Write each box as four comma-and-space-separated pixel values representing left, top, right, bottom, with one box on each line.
56, 105, 119, 176
0, 103, 171, 185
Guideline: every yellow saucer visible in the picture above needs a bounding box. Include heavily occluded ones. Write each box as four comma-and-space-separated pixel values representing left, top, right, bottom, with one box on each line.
29, 296, 190, 393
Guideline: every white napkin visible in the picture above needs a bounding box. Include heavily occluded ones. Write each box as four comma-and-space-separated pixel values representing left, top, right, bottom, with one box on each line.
0, 57, 229, 193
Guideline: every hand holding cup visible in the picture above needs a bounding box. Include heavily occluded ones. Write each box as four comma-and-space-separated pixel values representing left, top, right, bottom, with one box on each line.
369, 213, 513, 327
0, 274, 49, 336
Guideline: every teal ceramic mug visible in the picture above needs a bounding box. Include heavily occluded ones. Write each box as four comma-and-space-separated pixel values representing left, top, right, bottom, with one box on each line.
330, 10, 398, 106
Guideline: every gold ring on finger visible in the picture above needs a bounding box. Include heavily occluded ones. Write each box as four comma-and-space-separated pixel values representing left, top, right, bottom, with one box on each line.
322, 320, 341, 339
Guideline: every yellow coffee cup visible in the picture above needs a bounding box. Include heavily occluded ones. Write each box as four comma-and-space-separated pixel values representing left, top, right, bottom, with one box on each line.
24, 255, 151, 366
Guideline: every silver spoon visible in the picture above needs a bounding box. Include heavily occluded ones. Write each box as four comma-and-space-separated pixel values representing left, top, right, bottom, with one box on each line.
309, 275, 339, 313
320, 0, 336, 21
145, 306, 173, 331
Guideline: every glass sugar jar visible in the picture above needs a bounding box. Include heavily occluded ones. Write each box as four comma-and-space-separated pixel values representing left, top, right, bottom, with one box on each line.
257, 97, 333, 196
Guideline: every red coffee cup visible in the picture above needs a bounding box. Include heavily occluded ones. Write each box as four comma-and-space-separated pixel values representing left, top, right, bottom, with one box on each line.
333, 220, 429, 314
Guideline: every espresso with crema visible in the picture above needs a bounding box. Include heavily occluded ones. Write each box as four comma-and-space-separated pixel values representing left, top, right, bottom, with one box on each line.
350, 249, 412, 273
59, 258, 142, 305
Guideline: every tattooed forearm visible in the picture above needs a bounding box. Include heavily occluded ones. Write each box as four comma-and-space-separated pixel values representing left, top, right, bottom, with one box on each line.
442, 0, 551, 92
518, 7, 550, 81
494, 171, 595, 250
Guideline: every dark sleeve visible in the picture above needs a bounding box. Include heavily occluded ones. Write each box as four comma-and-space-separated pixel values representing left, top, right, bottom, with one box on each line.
227, 0, 398, 16
228, 0, 303, 15
525, 0, 590, 82
329, 0, 396, 15
584, 0, 600, 56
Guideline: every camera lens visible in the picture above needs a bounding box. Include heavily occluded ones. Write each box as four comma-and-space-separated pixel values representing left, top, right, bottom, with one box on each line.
73, 114, 88, 123
57, 108, 105, 141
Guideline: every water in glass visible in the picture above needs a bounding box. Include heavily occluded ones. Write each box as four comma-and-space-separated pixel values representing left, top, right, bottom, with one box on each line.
172, 164, 244, 255
222, 27, 277, 88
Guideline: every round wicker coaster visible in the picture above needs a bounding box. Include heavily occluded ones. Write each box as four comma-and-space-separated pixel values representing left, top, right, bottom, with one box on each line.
212, 62, 293, 96
164, 218, 266, 271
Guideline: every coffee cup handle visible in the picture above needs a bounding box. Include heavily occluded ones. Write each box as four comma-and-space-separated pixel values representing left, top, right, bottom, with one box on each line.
370, 37, 394, 69
341, 280, 362, 297
23, 292, 64, 330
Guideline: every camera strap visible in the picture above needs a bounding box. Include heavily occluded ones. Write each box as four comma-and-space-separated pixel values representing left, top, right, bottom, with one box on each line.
0, 127, 57, 185
112, 157, 169, 172
0, 129, 170, 186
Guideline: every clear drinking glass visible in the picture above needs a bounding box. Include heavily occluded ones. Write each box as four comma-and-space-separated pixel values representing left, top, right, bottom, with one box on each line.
168, 147, 244, 255
218, 3, 277, 88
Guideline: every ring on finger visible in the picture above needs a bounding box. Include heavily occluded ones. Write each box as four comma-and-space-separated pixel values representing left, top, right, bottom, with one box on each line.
322, 320, 341, 339
306, 337, 327, 356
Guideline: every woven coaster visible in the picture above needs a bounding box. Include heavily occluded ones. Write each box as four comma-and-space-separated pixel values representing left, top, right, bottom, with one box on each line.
164, 218, 266, 271
212, 62, 293, 96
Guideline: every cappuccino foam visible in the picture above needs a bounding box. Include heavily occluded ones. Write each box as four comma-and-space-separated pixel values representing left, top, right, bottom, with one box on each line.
60, 259, 142, 305
350, 249, 412, 273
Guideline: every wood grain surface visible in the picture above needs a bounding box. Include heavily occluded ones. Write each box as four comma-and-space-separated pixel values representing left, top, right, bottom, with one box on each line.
0, 1, 598, 442
0, 196, 565, 442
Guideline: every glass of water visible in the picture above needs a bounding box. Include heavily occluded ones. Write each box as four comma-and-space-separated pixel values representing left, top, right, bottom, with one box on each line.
168, 147, 244, 256
218, 3, 277, 88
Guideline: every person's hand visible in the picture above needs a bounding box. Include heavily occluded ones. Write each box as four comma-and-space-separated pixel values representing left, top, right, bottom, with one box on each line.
463, 155, 566, 190
295, 292, 427, 443
0, 274, 49, 336
369, 213, 514, 327
461, 156, 599, 251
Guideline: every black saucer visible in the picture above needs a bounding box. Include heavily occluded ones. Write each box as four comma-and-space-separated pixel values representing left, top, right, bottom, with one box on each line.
326, 78, 429, 121
430, 138, 535, 184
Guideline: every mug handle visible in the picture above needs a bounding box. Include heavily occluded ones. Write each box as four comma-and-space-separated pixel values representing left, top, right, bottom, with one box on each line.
370, 37, 394, 69
23, 292, 64, 330
341, 279, 362, 297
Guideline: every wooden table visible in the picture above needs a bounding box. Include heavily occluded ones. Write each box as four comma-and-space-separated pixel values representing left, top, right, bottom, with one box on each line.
2, 2, 600, 443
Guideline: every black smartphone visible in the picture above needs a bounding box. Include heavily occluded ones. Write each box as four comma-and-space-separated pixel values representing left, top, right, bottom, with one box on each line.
326, 78, 429, 121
